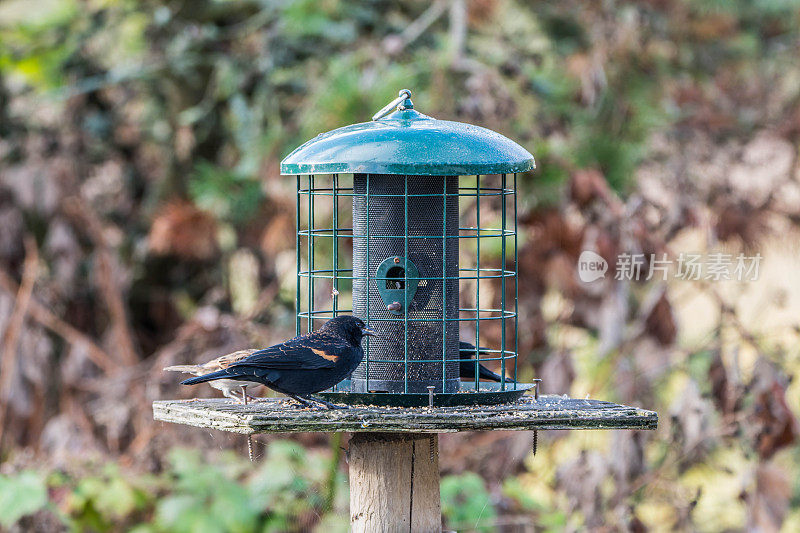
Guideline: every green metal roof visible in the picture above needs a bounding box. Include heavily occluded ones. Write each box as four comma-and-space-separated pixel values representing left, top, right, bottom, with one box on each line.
280, 106, 535, 176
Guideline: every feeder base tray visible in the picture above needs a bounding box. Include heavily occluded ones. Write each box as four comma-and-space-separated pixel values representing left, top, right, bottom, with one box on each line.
152, 394, 657, 434
320, 380, 534, 407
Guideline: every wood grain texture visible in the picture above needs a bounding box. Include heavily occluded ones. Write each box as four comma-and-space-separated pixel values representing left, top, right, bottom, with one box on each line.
152, 395, 657, 434
349, 433, 440, 533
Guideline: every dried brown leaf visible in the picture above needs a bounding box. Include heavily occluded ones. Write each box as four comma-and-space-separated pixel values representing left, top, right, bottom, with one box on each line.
745, 463, 792, 533
643, 289, 676, 346
149, 201, 218, 260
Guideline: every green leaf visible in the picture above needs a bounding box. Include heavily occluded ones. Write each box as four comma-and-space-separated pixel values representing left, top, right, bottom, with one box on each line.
0, 471, 49, 527
155, 494, 205, 533
94, 476, 140, 519
189, 162, 263, 225
209, 485, 258, 533
441, 473, 496, 531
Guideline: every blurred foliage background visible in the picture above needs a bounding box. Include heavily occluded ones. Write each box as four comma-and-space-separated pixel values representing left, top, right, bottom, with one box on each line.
1, 0, 800, 531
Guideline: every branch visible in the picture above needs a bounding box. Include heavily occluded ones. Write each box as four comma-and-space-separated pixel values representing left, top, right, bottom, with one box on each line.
383, 0, 448, 55
0, 236, 38, 442
0, 268, 118, 374
63, 197, 139, 366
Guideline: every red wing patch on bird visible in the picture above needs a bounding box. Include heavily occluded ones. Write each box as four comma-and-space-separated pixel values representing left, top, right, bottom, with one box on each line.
311, 348, 338, 362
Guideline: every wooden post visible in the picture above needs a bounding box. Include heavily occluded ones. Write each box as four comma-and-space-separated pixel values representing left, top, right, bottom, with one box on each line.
349, 432, 441, 532
154, 398, 657, 530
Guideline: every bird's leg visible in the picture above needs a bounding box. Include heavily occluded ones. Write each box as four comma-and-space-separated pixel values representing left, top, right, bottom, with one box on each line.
287, 394, 347, 410
286, 394, 316, 408
307, 395, 349, 410
241, 385, 249, 405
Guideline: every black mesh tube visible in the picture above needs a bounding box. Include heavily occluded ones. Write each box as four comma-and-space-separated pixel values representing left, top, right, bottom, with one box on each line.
352, 174, 460, 393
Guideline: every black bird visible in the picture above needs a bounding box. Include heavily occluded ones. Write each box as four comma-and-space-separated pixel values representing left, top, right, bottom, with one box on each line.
459, 341, 514, 382
181, 316, 375, 409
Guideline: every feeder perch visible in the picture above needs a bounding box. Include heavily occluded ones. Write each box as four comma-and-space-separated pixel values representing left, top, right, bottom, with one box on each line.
154, 90, 657, 532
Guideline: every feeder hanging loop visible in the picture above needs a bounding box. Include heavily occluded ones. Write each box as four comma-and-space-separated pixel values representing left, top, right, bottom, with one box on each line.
372, 89, 412, 121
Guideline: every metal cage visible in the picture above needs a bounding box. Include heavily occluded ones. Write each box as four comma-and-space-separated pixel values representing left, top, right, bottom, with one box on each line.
282, 90, 534, 405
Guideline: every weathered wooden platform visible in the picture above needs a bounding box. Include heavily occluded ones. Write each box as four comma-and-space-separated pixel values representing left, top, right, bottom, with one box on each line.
152, 395, 657, 434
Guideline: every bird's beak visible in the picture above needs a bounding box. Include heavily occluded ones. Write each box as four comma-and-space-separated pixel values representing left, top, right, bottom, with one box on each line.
361, 325, 377, 337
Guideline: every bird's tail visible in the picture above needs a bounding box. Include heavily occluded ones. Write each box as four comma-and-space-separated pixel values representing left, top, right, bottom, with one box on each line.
478, 364, 510, 383
181, 369, 230, 385
164, 365, 203, 374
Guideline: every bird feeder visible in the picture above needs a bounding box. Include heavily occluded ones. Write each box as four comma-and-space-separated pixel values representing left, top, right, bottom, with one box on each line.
154, 90, 657, 532
281, 89, 535, 404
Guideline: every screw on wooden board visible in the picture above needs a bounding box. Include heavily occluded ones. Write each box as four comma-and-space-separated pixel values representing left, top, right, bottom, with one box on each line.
533, 380, 540, 457
427, 386, 435, 461
242, 386, 254, 462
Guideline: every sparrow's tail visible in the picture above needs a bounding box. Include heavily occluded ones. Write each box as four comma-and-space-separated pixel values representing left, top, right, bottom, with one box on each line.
163, 365, 203, 374
181, 369, 230, 385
